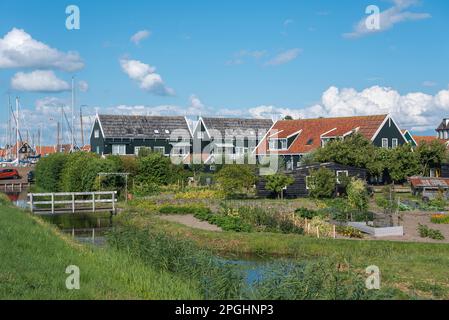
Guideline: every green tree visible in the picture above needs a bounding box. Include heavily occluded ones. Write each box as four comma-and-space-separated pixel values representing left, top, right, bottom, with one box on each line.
314, 134, 376, 170
308, 167, 336, 199
35, 153, 68, 192
417, 140, 448, 176
60, 153, 120, 192
265, 173, 294, 199
388, 144, 421, 183
216, 165, 256, 198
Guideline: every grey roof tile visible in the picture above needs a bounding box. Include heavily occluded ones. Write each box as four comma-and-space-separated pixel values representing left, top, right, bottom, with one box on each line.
98, 114, 190, 139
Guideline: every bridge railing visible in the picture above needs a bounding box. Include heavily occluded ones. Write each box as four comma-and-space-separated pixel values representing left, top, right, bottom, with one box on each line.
28, 191, 117, 215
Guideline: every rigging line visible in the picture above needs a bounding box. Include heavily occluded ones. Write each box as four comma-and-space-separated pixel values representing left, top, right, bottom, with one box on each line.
62, 108, 79, 148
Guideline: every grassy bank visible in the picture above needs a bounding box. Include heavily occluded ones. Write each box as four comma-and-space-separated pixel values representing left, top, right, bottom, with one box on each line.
120, 210, 449, 299
0, 202, 200, 299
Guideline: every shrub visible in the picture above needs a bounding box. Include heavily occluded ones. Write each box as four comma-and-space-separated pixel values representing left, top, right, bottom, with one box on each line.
132, 182, 161, 197
136, 153, 172, 185
294, 207, 318, 219
35, 153, 68, 192
347, 178, 369, 213
216, 165, 256, 198
431, 214, 449, 224
336, 226, 364, 239
265, 173, 294, 199
308, 168, 336, 199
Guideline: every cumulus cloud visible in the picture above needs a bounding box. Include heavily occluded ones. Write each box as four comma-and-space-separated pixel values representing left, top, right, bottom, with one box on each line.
120, 58, 175, 96
265, 48, 302, 66
11, 70, 70, 92
248, 85, 449, 132
130, 30, 151, 45
344, 0, 430, 38
189, 94, 204, 109
0, 28, 84, 71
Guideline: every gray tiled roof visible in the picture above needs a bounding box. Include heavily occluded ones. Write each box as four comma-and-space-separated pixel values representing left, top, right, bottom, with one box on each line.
202, 117, 273, 137
98, 114, 190, 139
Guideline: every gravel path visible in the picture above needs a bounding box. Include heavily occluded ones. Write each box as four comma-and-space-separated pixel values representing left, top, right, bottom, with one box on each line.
158, 214, 222, 232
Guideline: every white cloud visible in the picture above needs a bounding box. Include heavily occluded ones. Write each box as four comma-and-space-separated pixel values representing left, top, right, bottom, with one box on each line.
120, 58, 175, 96
189, 94, 204, 109
78, 80, 89, 92
248, 85, 449, 132
265, 48, 302, 66
0, 28, 84, 71
226, 50, 267, 65
130, 30, 151, 45
11, 70, 70, 92
344, 0, 430, 38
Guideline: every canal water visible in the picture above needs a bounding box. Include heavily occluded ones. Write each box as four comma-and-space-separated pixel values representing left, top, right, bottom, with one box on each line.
5, 190, 112, 246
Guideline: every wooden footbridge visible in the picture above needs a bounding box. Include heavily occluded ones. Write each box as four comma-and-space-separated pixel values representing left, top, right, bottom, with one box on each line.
0, 182, 31, 192
27, 191, 118, 215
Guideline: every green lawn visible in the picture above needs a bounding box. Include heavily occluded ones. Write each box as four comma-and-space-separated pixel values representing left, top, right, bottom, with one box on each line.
0, 203, 201, 300
123, 210, 449, 299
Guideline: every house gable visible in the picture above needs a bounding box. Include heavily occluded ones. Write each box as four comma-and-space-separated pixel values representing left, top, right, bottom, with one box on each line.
371, 116, 407, 148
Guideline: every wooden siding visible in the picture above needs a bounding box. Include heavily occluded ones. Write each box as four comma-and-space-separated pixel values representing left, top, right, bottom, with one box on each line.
256, 162, 367, 198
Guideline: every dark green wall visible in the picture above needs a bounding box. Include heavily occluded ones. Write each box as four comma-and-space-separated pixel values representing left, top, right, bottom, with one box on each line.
372, 118, 407, 147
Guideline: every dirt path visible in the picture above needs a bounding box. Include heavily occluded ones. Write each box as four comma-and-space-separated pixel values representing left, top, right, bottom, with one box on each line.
368, 212, 449, 243
158, 214, 222, 232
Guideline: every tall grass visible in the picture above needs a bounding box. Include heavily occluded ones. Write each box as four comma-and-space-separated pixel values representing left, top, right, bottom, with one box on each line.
106, 222, 400, 300
107, 225, 245, 299
0, 204, 200, 299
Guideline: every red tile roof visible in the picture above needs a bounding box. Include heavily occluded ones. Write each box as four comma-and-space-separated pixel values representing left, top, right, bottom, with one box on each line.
35, 145, 57, 156
256, 114, 388, 155
412, 135, 447, 145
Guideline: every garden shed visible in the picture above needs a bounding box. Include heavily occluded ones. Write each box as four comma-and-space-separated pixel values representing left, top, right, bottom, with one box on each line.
257, 162, 367, 198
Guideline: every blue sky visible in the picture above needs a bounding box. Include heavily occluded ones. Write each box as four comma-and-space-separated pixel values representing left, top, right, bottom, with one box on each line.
0, 0, 448, 145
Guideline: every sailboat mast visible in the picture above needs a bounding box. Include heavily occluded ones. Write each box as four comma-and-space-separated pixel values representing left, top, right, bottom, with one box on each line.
15, 97, 19, 162
80, 105, 84, 147
71, 76, 75, 152
7, 96, 11, 160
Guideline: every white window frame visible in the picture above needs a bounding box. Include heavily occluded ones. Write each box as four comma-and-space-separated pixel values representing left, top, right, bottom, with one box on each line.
154, 146, 165, 155
94, 129, 100, 138
112, 144, 126, 155
336, 170, 349, 184
392, 138, 398, 148
305, 176, 314, 190
269, 138, 288, 150
96, 146, 100, 154
381, 138, 389, 149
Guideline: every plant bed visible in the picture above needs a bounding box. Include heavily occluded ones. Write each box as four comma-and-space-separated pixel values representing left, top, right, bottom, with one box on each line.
347, 222, 404, 237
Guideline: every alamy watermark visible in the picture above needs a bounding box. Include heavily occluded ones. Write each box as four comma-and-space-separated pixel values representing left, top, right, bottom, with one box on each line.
66, 5, 80, 30
365, 265, 381, 290
65, 265, 80, 290
365, 5, 380, 31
